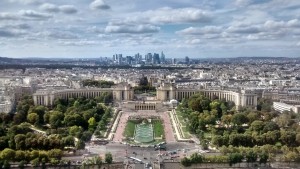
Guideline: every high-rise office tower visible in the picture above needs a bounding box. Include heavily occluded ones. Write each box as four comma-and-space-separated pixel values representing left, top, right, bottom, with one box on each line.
172, 58, 177, 64
118, 54, 122, 65
160, 51, 165, 63
145, 53, 152, 63
185, 56, 190, 64
153, 53, 160, 64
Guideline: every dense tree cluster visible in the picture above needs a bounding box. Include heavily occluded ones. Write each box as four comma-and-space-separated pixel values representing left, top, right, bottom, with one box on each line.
178, 94, 235, 136
0, 148, 63, 168
0, 94, 113, 159
178, 93, 300, 163
82, 80, 114, 88
181, 152, 269, 167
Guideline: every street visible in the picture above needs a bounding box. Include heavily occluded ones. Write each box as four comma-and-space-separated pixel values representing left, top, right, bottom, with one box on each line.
63, 142, 202, 164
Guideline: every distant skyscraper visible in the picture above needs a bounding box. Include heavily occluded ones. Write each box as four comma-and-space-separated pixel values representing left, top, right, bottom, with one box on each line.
113, 54, 117, 61
145, 53, 152, 63
172, 58, 176, 64
160, 51, 165, 63
135, 53, 142, 63
185, 56, 190, 64
126, 56, 132, 65
118, 54, 122, 65
153, 53, 160, 64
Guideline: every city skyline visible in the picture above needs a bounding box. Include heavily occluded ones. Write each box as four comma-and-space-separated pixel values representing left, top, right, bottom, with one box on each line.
1, 0, 300, 58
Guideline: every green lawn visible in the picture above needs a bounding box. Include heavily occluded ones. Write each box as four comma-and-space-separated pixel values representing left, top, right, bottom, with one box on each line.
153, 120, 164, 138
176, 111, 186, 125
204, 132, 212, 138
182, 126, 191, 139
124, 121, 136, 138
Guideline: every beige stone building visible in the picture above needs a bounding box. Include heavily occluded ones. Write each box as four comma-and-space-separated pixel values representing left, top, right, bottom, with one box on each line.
33, 82, 258, 109
156, 83, 257, 109
33, 83, 134, 106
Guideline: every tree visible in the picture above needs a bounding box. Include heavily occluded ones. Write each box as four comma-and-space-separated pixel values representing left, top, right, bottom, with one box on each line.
49, 111, 64, 128
63, 136, 75, 147
232, 113, 248, 126
98, 120, 106, 130
220, 103, 228, 114
247, 112, 260, 124
76, 140, 85, 150
188, 94, 211, 112
276, 113, 292, 128
139, 76, 148, 86
181, 98, 189, 108
257, 98, 272, 112
210, 100, 221, 110
48, 149, 63, 159
14, 134, 26, 150
64, 114, 87, 129
105, 152, 113, 164
88, 117, 97, 131
228, 153, 243, 166
27, 113, 39, 125
245, 151, 257, 163
15, 151, 26, 162
181, 157, 192, 167
296, 133, 300, 145
280, 130, 296, 146
69, 125, 83, 138
263, 121, 279, 133
250, 120, 265, 132
81, 131, 92, 142
29, 106, 47, 124
190, 153, 204, 163
259, 152, 269, 164
18, 161, 26, 169
3, 160, 10, 169
0, 148, 15, 161
30, 158, 40, 167
284, 151, 300, 162
92, 156, 103, 168
221, 115, 232, 126
13, 113, 26, 125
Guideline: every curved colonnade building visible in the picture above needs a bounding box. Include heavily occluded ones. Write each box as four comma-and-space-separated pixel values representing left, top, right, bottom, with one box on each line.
33, 83, 134, 106
156, 83, 257, 109
33, 82, 258, 109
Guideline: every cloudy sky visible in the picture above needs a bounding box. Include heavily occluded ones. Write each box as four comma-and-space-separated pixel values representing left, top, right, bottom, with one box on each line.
0, 0, 300, 58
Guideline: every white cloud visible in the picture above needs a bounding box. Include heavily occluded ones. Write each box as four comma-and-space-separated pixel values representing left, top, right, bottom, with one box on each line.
0, 13, 18, 20
287, 19, 300, 27
9, 0, 42, 5
234, 0, 252, 7
19, 10, 52, 20
0, 30, 22, 37
59, 5, 78, 14
105, 23, 160, 34
38, 31, 79, 39
90, 0, 110, 10
0, 10, 52, 21
227, 25, 261, 34
0, 24, 28, 37
87, 26, 104, 34
40, 3, 78, 14
177, 26, 222, 35
130, 7, 212, 24
0, 23, 30, 30
264, 20, 285, 29
60, 40, 99, 46
185, 39, 201, 44
1, 0, 300, 57
39, 3, 59, 13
